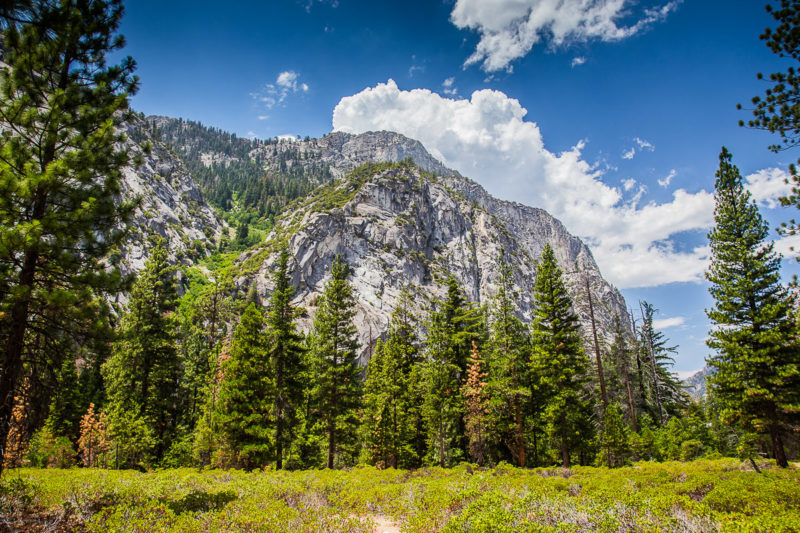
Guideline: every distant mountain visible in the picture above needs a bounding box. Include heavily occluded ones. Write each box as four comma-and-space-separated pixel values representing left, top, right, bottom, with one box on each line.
683, 365, 712, 400
114, 115, 227, 280
119, 116, 632, 362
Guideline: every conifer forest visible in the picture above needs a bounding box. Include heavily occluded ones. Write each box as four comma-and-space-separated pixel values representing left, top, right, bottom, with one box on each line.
1, 1, 799, 531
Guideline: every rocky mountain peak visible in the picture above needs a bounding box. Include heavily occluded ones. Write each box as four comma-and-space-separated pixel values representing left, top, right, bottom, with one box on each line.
238, 158, 628, 363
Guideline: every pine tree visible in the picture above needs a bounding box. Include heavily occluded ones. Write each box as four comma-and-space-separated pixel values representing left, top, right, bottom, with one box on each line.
487, 253, 531, 466
638, 302, 687, 423
103, 238, 180, 467
362, 289, 421, 468
308, 255, 362, 468
421, 277, 484, 466
265, 247, 305, 469
706, 147, 800, 468
0, 0, 138, 474
44, 358, 83, 442
215, 303, 273, 469
530, 244, 592, 468
607, 315, 638, 432
596, 402, 630, 468
462, 341, 489, 465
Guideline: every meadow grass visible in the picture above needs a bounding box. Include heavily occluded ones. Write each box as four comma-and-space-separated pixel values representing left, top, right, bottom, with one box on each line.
1, 458, 797, 532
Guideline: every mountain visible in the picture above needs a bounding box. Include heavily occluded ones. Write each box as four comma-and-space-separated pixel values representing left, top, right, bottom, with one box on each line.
683, 365, 712, 400
113, 115, 228, 281
130, 116, 631, 362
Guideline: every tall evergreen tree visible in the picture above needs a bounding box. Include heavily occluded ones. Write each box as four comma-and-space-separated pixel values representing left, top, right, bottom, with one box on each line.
103, 238, 180, 467
487, 253, 531, 467
0, 0, 138, 474
462, 341, 489, 465
638, 302, 686, 423
607, 315, 639, 432
421, 276, 484, 466
362, 288, 421, 468
265, 247, 305, 470
215, 303, 273, 469
529, 244, 592, 468
706, 147, 800, 468
308, 255, 362, 468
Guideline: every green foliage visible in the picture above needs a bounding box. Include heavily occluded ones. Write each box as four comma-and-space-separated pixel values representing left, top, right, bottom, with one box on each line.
149, 117, 327, 230
486, 252, 532, 467
638, 301, 688, 423
596, 403, 630, 467
0, 0, 138, 473
5, 459, 800, 532
706, 147, 800, 468
361, 289, 423, 468
25, 428, 75, 469
103, 238, 180, 467
740, 0, 800, 153
307, 255, 362, 468
421, 276, 485, 467
530, 244, 593, 468
265, 247, 306, 469
215, 303, 274, 469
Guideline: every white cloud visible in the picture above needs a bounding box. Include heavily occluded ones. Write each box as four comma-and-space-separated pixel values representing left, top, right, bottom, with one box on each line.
653, 316, 685, 329
450, 0, 680, 72
442, 77, 458, 95
634, 137, 655, 151
251, 71, 309, 111
772, 233, 800, 258
571, 56, 586, 67
622, 147, 635, 160
658, 169, 676, 188
333, 80, 714, 289
745, 167, 792, 209
622, 178, 636, 191
276, 134, 300, 142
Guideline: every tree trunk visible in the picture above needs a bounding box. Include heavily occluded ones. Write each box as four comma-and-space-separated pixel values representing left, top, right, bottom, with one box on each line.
514, 398, 525, 468
640, 303, 664, 425
623, 364, 638, 433
586, 278, 607, 408
560, 412, 570, 468
0, 246, 40, 478
327, 421, 335, 469
770, 422, 789, 468
439, 413, 445, 468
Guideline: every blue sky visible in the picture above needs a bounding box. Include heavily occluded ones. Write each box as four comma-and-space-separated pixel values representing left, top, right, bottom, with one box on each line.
118, 0, 800, 376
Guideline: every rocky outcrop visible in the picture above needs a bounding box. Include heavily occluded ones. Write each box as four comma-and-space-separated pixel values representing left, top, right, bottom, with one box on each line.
683, 366, 712, 400
116, 115, 227, 277
240, 160, 629, 364
135, 117, 629, 363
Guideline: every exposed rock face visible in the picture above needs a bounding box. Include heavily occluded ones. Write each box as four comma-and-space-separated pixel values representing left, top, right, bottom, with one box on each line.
240, 157, 629, 364
132, 117, 629, 363
116, 116, 227, 277
683, 366, 712, 400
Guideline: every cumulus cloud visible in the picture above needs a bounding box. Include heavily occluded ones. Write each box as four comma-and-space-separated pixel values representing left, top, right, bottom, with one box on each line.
571, 56, 586, 67
745, 167, 792, 209
622, 147, 635, 160
653, 316, 685, 329
333, 80, 714, 289
658, 169, 676, 188
251, 71, 309, 110
450, 0, 680, 72
622, 178, 636, 191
